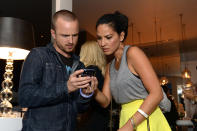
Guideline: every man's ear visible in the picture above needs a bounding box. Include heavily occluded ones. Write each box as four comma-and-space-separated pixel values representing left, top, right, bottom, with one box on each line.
51, 29, 56, 40
120, 32, 125, 42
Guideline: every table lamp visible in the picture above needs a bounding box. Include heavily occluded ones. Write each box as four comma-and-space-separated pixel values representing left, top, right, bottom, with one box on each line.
0, 17, 35, 117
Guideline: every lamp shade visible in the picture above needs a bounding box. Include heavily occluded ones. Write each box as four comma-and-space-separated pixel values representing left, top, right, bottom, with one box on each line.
0, 17, 35, 60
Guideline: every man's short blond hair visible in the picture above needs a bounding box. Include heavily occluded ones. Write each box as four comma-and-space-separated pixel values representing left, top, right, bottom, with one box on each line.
51, 9, 78, 30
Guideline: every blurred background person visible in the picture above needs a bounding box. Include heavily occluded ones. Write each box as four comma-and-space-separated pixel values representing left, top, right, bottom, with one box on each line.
183, 83, 197, 119
162, 84, 179, 131
183, 83, 197, 130
76, 41, 110, 131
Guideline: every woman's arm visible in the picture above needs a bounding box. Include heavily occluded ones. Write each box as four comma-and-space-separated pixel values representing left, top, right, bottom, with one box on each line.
94, 64, 111, 108
121, 46, 163, 129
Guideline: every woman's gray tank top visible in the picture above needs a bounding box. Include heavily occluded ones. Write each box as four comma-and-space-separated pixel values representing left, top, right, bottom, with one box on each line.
110, 45, 148, 104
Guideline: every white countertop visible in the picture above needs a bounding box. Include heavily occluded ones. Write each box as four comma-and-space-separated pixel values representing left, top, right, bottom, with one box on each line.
0, 117, 22, 131
176, 120, 194, 126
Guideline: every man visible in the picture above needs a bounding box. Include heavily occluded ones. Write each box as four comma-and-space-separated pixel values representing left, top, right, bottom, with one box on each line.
162, 85, 179, 131
18, 10, 97, 131
183, 84, 197, 130
183, 84, 197, 119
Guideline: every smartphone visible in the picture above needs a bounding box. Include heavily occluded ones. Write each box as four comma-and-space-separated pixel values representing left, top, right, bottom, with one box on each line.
81, 68, 96, 77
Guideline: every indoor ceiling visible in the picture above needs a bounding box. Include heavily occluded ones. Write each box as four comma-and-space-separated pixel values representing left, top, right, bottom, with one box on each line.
73, 0, 197, 77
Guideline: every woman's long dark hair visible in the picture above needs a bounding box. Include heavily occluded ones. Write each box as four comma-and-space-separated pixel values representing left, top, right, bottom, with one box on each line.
96, 11, 128, 42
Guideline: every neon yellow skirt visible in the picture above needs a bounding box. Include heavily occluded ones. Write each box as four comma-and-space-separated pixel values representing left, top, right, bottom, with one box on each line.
119, 100, 171, 131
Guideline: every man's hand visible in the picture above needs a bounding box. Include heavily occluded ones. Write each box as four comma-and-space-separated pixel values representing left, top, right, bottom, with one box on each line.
67, 69, 92, 93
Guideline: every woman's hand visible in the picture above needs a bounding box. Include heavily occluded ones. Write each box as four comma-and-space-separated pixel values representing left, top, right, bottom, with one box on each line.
118, 119, 134, 131
82, 76, 98, 94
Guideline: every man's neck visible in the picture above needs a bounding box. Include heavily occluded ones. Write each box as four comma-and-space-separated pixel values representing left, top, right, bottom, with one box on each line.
53, 43, 72, 58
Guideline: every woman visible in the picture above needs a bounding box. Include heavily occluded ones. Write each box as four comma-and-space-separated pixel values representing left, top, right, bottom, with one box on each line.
77, 41, 110, 131
94, 11, 171, 131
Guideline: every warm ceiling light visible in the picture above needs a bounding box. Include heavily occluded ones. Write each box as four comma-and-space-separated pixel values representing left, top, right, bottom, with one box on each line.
182, 66, 191, 79
185, 80, 192, 88
160, 76, 169, 86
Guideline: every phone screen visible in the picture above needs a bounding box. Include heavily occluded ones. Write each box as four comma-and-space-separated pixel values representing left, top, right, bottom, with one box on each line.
81, 69, 96, 77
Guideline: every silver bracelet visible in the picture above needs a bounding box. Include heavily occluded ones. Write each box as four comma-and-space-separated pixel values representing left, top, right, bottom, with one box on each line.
137, 109, 148, 118
130, 117, 136, 130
